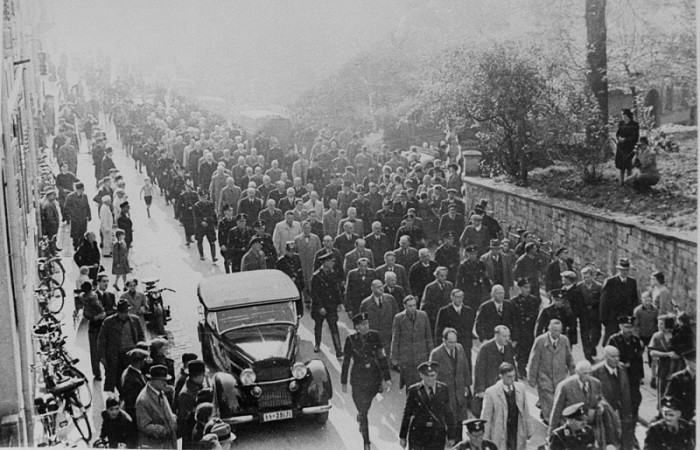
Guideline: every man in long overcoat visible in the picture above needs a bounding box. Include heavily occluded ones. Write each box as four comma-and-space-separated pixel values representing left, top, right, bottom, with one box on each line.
135, 365, 178, 449
391, 296, 434, 390
599, 258, 639, 345
360, 280, 398, 349
592, 345, 635, 450
294, 222, 321, 306
420, 267, 454, 329
527, 319, 575, 422
474, 326, 517, 413
434, 289, 474, 376
98, 299, 146, 392
64, 182, 92, 250
481, 362, 533, 450
430, 328, 471, 441
344, 259, 378, 317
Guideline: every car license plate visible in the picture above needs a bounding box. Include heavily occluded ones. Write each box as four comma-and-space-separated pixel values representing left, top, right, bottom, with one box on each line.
262, 410, 293, 422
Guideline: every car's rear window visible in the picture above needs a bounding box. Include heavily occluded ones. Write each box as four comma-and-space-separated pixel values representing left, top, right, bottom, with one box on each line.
216, 302, 296, 331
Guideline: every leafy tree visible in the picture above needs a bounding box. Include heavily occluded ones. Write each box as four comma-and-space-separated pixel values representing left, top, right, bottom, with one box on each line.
540, 81, 611, 183
414, 42, 550, 185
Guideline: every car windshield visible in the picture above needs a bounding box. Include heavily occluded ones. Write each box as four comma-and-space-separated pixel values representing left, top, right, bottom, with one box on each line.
221, 324, 294, 360
215, 301, 296, 332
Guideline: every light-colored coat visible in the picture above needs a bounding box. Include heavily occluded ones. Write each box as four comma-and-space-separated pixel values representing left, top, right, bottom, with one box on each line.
548, 374, 603, 434
527, 332, 575, 419
322, 208, 341, 239
217, 184, 242, 217
135, 384, 178, 449
390, 309, 434, 388
99, 203, 114, 256
294, 232, 322, 287
481, 380, 533, 450
343, 247, 375, 273
360, 293, 398, 349
430, 343, 470, 431
272, 220, 302, 255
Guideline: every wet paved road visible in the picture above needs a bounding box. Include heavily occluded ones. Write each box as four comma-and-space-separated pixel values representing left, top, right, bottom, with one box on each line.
53, 117, 649, 449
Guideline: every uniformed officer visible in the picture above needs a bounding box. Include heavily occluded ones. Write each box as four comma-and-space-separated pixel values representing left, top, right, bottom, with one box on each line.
549, 402, 596, 450
455, 245, 490, 312
310, 252, 344, 357
340, 312, 392, 450
217, 205, 237, 273
399, 361, 455, 450
276, 242, 305, 317
434, 232, 461, 284
227, 213, 254, 273
609, 316, 645, 421
177, 181, 199, 246
192, 189, 218, 262
665, 348, 696, 421
644, 396, 695, 450
452, 419, 497, 450
510, 278, 540, 378
535, 289, 577, 343
252, 220, 277, 268
241, 236, 267, 272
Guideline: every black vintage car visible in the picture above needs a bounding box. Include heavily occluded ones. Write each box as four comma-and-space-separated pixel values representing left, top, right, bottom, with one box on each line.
197, 269, 332, 425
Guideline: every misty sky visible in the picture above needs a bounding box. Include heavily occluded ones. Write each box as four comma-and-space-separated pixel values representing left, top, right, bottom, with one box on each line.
43, 0, 537, 106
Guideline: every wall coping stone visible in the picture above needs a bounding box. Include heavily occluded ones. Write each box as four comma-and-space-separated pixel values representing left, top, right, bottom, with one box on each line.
463, 176, 697, 247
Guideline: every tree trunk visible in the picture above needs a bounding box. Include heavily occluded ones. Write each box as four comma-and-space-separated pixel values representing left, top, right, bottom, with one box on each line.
585, 0, 608, 125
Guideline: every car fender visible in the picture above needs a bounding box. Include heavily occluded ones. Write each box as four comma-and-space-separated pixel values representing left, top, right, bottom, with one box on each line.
305, 359, 333, 403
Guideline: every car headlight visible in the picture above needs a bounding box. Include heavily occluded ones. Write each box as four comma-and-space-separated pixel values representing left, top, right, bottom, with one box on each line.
292, 362, 308, 380
240, 368, 256, 386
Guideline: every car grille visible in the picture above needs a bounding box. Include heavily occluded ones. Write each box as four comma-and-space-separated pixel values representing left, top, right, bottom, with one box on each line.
256, 365, 290, 382
258, 383, 292, 409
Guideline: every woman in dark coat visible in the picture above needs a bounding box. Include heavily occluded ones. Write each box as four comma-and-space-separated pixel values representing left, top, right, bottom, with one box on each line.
73, 231, 101, 281
615, 108, 640, 185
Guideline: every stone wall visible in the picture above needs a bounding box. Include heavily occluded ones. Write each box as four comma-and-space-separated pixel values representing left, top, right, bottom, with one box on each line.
463, 177, 697, 315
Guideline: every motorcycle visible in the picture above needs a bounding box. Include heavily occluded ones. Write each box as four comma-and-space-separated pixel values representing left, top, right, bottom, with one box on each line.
143, 279, 175, 336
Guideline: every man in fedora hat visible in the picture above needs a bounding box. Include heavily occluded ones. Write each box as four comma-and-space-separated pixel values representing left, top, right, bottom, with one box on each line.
98, 299, 146, 392
177, 360, 206, 438
40, 187, 61, 252
64, 181, 91, 250
600, 257, 639, 345
135, 365, 177, 449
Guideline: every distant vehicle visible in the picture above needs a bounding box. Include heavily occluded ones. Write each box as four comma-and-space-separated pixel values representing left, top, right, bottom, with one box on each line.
197, 270, 332, 426
237, 109, 293, 147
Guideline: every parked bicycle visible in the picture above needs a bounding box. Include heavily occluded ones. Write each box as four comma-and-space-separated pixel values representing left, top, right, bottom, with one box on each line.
35, 284, 66, 315
37, 254, 66, 288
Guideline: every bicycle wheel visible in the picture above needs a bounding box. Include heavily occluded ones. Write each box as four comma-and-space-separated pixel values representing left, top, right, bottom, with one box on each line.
45, 287, 65, 314
48, 259, 65, 287
66, 393, 92, 442
61, 366, 92, 409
